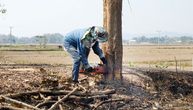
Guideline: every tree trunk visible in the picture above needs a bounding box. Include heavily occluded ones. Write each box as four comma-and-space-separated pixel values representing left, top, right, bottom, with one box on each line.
103, 0, 123, 80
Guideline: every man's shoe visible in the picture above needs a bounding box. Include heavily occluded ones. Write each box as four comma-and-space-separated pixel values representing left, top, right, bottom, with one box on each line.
85, 67, 94, 72
73, 80, 79, 83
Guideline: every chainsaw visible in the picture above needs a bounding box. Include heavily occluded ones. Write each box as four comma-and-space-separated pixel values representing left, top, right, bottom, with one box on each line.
79, 64, 107, 75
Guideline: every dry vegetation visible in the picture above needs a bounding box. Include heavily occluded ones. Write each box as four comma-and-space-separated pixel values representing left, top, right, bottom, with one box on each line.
1, 45, 193, 70
0, 44, 192, 110
123, 45, 193, 71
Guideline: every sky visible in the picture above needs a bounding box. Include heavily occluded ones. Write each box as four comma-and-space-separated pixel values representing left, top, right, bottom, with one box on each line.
0, 0, 193, 37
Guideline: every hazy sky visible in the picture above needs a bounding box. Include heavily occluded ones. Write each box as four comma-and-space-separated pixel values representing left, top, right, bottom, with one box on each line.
0, 0, 193, 37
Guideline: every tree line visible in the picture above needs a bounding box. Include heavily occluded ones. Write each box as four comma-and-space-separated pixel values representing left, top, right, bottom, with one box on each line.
130, 35, 193, 45
1, 33, 193, 45
0, 33, 64, 44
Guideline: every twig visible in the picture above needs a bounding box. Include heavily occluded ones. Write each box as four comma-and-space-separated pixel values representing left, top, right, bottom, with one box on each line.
108, 102, 111, 110
74, 102, 92, 109
78, 85, 87, 93
1, 95, 41, 110
62, 103, 72, 109
0, 106, 25, 110
35, 94, 51, 108
39, 93, 46, 100
35, 101, 56, 108
92, 99, 124, 110
116, 102, 126, 109
79, 76, 88, 82
48, 87, 79, 110
58, 96, 64, 110
35, 98, 51, 108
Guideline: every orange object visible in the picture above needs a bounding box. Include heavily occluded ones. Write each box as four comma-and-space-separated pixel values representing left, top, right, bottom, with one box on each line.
79, 69, 85, 73
93, 65, 106, 74
79, 64, 107, 75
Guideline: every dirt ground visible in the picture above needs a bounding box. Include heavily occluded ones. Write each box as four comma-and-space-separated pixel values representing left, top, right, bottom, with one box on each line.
0, 64, 192, 110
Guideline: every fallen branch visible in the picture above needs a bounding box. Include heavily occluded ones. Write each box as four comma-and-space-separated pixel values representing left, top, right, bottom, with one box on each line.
79, 76, 89, 82
48, 87, 79, 110
58, 96, 64, 110
39, 93, 46, 100
35, 98, 51, 108
5, 90, 72, 98
73, 101, 92, 109
1, 96, 41, 110
92, 99, 125, 110
0, 106, 24, 110
35, 94, 52, 108
35, 101, 56, 108
6, 89, 115, 98
34, 95, 108, 108
116, 102, 126, 109
78, 85, 87, 93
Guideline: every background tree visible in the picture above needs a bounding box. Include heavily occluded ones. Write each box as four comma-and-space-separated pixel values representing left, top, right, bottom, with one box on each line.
35, 36, 48, 48
103, 0, 123, 80
0, 3, 6, 14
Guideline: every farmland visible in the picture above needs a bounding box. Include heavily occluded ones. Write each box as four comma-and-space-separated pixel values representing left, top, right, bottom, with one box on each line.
0, 44, 193, 71
124, 45, 193, 71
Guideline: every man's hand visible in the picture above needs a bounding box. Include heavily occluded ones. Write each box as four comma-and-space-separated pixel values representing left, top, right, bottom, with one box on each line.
100, 57, 107, 65
85, 66, 94, 72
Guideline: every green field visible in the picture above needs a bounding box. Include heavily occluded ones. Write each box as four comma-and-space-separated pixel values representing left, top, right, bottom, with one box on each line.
0, 44, 193, 71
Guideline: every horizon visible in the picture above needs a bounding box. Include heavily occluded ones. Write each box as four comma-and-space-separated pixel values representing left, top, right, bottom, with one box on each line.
1, 31, 193, 41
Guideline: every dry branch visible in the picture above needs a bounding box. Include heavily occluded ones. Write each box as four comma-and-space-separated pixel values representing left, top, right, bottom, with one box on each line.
35, 101, 56, 108
78, 85, 87, 93
0, 106, 24, 110
39, 93, 46, 100
6, 89, 115, 98
34, 94, 109, 108
35, 94, 52, 108
58, 96, 64, 110
79, 76, 89, 82
48, 87, 79, 110
1, 96, 41, 110
35, 98, 51, 108
92, 98, 125, 110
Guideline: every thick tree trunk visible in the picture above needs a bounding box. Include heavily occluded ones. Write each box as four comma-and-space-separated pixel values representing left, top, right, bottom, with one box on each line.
102, 0, 108, 61
103, 0, 123, 80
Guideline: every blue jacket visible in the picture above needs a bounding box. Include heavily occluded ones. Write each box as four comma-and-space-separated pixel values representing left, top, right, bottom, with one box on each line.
64, 28, 104, 66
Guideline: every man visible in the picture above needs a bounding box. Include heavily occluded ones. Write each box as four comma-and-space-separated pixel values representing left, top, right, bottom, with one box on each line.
63, 26, 108, 83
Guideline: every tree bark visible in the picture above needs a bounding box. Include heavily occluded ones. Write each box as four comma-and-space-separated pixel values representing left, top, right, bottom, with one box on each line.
103, 0, 123, 80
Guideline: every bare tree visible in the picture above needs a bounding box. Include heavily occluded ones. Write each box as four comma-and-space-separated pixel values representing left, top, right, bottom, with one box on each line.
103, 0, 123, 80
